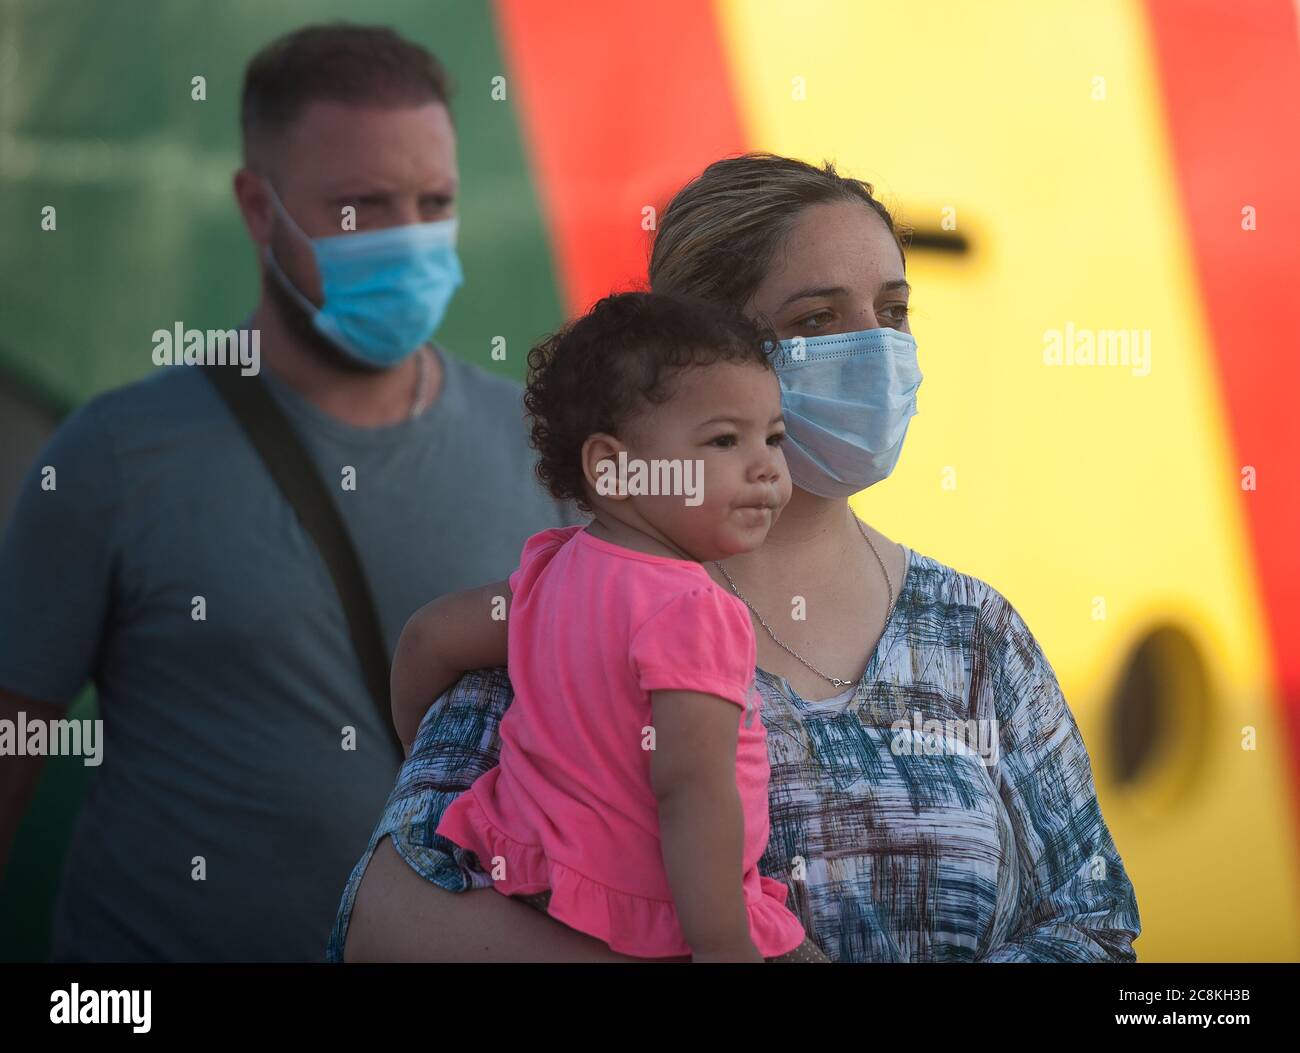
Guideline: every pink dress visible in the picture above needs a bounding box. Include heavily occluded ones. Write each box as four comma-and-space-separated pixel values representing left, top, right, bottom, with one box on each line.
435, 525, 808, 958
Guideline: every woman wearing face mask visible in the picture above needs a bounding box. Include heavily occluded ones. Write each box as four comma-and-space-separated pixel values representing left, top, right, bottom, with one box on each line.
330, 152, 1142, 963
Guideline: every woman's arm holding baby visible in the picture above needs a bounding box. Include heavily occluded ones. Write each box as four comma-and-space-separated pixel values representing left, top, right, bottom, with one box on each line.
391, 580, 512, 755
347, 837, 658, 962
651, 689, 765, 963
343, 667, 665, 962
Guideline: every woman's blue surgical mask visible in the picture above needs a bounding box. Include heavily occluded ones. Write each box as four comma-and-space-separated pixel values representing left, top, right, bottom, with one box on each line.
262, 180, 464, 369
769, 327, 922, 500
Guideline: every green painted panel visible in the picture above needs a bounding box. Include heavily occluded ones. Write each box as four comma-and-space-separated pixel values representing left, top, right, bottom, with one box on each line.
0, 0, 562, 960
0, 0, 564, 409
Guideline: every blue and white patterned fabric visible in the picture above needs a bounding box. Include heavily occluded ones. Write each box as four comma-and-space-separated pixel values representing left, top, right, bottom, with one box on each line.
327, 544, 1141, 962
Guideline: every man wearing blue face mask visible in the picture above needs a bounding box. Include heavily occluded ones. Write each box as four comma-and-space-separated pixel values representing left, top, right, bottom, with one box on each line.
0, 24, 580, 962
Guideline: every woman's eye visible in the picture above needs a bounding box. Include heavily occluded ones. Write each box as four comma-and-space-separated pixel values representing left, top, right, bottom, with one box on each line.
768, 432, 786, 446
882, 303, 910, 327
709, 434, 738, 448
795, 309, 835, 332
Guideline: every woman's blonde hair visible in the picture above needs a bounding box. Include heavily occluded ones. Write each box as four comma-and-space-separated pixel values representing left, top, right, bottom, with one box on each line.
648, 151, 909, 310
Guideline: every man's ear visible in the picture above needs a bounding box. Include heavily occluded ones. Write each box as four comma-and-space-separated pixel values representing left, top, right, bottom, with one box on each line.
581, 432, 630, 503
233, 167, 276, 247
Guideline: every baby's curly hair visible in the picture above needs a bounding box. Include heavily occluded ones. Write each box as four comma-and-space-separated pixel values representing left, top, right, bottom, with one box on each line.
524, 291, 778, 513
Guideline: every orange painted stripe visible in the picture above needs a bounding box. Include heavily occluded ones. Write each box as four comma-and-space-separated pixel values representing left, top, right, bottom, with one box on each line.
492, 0, 747, 314
1143, 0, 1300, 813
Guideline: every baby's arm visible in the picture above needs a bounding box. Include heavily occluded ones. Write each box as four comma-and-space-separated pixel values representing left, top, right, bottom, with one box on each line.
650, 689, 764, 963
391, 580, 512, 755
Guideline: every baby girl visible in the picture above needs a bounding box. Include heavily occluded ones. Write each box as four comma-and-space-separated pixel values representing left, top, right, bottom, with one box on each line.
390, 291, 828, 962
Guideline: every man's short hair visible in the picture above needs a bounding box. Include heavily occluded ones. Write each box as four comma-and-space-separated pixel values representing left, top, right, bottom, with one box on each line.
240, 22, 455, 164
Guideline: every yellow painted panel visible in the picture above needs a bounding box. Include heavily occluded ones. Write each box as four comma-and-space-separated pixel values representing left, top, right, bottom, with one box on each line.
716, 0, 1300, 960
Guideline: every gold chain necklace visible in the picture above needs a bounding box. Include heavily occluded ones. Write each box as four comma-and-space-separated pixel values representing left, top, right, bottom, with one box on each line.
713, 518, 894, 690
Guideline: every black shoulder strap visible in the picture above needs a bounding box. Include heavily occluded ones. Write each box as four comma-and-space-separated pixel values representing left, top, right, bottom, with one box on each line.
203, 363, 403, 762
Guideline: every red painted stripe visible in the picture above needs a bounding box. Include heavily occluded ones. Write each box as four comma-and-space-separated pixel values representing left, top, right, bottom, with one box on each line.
492, 0, 747, 314
1143, 0, 1300, 815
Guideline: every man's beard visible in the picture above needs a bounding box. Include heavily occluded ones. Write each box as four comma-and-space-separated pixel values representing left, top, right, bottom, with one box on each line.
262, 262, 382, 376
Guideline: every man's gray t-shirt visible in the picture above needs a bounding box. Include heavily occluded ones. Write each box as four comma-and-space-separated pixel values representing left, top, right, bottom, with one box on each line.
0, 344, 579, 961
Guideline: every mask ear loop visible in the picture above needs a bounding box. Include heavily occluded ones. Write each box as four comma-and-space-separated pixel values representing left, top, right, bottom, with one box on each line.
262, 243, 322, 319
261, 177, 314, 243
259, 177, 322, 317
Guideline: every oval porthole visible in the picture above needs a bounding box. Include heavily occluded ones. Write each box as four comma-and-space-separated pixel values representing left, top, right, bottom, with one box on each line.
1106, 624, 1213, 811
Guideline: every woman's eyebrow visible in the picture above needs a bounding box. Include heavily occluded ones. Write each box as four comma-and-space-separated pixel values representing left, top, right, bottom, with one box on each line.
776, 285, 848, 309
777, 280, 910, 309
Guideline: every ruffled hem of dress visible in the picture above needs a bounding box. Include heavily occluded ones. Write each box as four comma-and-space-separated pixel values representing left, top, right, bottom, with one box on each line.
435, 792, 807, 958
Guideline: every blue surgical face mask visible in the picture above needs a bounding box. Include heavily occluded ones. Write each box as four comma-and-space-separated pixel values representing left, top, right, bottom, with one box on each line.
261, 180, 464, 369
769, 327, 922, 499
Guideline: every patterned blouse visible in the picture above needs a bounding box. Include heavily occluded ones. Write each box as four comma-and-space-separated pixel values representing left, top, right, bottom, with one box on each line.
327, 544, 1141, 962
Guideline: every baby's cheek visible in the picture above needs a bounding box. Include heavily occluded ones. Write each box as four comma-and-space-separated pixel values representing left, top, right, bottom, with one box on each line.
697, 455, 744, 509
